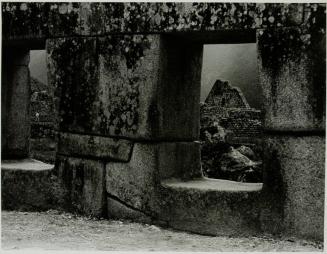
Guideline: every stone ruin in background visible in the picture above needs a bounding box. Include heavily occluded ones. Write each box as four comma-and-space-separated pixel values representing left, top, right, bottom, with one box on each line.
30, 77, 56, 163
200, 79, 263, 182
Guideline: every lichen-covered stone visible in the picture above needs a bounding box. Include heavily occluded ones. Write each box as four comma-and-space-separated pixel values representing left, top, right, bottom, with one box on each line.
57, 132, 134, 161
3, 3, 325, 39
48, 34, 201, 140
56, 155, 106, 217
262, 135, 325, 240
258, 27, 326, 131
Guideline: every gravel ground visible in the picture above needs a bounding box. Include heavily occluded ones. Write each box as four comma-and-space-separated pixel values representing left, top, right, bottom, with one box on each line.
1, 210, 323, 251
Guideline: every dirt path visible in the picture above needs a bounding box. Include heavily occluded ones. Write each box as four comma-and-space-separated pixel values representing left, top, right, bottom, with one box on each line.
1, 210, 323, 251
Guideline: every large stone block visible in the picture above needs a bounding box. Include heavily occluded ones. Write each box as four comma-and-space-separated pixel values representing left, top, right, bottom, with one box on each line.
257, 28, 326, 131
105, 142, 202, 214
2, 49, 30, 159
159, 178, 262, 236
57, 132, 133, 162
262, 135, 325, 240
155, 37, 202, 140
3, 3, 325, 41
56, 155, 106, 217
47, 35, 201, 141
1, 159, 55, 211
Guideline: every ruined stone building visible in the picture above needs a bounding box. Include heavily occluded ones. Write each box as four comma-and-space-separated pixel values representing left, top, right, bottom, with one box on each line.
201, 79, 262, 145
1, 3, 325, 242
30, 77, 56, 163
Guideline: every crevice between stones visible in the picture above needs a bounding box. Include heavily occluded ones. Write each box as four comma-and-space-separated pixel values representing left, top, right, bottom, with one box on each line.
106, 192, 153, 218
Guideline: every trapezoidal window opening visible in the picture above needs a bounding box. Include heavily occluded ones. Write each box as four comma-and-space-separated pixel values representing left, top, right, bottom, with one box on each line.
200, 43, 263, 183
29, 49, 56, 164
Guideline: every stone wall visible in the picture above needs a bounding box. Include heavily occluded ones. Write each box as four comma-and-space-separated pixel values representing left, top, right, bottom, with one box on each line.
2, 2, 325, 241
1, 48, 31, 159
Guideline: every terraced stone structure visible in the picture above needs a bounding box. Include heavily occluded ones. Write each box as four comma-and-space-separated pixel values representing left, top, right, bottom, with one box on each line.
1, 2, 325, 241
201, 79, 263, 145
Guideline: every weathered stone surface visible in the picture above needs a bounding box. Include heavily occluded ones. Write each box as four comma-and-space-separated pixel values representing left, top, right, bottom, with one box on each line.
261, 135, 325, 240
47, 37, 99, 133
106, 144, 158, 214
2, 49, 31, 159
156, 37, 202, 140
107, 197, 152, 224
57, 132, 133, 161
48, 35, 200, 140
159, 178, 262, 236
1, 159, 56, 211
106, 142, 202, 214
258, 28, 326, 131
2, 2, 325, 243
97, 35, 161, 138
3, 3, 324, 39
56, 155, 106, 217
2, 2, 81, 41
158, 142, 202, 180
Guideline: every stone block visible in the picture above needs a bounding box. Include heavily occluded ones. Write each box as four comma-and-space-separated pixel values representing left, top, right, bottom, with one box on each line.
79, 3, 124, 35
1, 159, 56, 211
47, 3, 81, 37
262, 135, 325, 240
106, 142, 202, 214
46, 37, 99, 133
106, 144, 159, 214
158, 178, 262, 236
56, 155, 106, 217
47, 35, 201, 141
2, 49, 31, 159
157, 141, 202, 180
155, 37, 202, 140
2, 3, 48, 41
257, 29, 325, 131
57, 132, 134, 161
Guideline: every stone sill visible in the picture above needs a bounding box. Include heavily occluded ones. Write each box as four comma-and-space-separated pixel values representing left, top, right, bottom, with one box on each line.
161, 177, 262, 193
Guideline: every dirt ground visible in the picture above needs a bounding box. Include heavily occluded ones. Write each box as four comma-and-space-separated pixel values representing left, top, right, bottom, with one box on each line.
1, 210, 323, 251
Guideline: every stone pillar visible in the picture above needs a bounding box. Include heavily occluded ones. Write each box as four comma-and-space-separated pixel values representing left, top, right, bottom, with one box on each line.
47, 34, 203, 217
257, 27, 325, 240
1, 48, 31, 159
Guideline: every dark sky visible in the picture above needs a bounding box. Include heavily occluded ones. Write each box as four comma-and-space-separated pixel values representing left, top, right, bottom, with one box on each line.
30, 44, 261, 109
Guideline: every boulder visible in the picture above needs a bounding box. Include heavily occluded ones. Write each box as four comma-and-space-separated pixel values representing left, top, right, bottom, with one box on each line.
215, 147, 262, 182
236, 145, 256, 160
